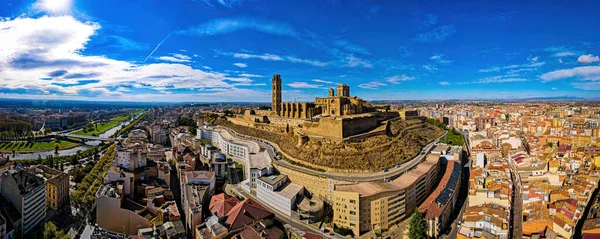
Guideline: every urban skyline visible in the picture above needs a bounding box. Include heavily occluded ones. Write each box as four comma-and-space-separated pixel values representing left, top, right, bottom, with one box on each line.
1, 0, 600, 102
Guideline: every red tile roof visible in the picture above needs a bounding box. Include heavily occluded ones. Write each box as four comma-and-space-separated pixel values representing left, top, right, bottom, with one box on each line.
303, 233, 323, 239
209, 193, 240, 217
225, 199, 272, 230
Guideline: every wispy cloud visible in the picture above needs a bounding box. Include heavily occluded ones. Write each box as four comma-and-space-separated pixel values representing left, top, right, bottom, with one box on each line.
553, 51, 576, 57
157, 53, 191, 63
286, 56, 328, 67
461, 76, 528, 84
232, 52, 284, 61
107, 36, 149, 51
438, 81, 450, 86
412, 25, 456, 44
233, 62, 247, 68
345, 55, 372, 68
288, 82, 322, 89
238, 73, 262, 78
358, 81, 387, 89
313, 79, 335, 84
423, 14, 438, 27
577, 54, 599, 64
334, 39, 370, 55
386, 75, 415, 84
429, 54, 453, 64
177, 17, 298, 38
493, 11, 516, 22
144, 26, 181, 62
193, 0, 244, 8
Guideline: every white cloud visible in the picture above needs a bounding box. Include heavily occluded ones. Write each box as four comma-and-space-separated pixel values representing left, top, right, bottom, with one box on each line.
313, 79, 335, 84
551, 87, 558, 90
158, 53, 192, 63
345, 55, 372, 68
232, 52, 284, 61
222, 51, 329, 67
238, 73, 262, 78
462, 76, 527, 84
157, 56, 189, 63
287, 82, 322, 88
429, 54, 453, 64
479, 67, 501, 73
286, 56, 327, 67
386, 75, 415, 84
0, 16, 262, 101
577, 54, 599, 64
333, 39, 370, 55
226, 77, 252, 83
358, 81, 387, 89
527, 55, 539, 63
540, 66, 600, 82
438, 81, 450, 86
554, 51, 575, 57
233, 63, 247, 68
177, 17, 297, 38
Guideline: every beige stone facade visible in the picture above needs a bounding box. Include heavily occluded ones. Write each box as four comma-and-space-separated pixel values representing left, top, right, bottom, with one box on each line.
332, 154, 442, 236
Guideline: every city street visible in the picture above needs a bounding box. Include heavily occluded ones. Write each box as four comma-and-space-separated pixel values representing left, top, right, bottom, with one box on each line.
508, 156, 523, 239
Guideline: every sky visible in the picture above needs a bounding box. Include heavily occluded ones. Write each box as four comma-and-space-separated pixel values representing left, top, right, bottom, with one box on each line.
0, 0, 599, 102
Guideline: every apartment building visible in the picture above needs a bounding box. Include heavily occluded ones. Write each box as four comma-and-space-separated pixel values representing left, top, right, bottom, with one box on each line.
95, 183, 153, 235
256, 174, 304, 217
0, 169, 46, 235
29, 165, 70, 209
419, 160, 461, 238
332, 154, 441, 236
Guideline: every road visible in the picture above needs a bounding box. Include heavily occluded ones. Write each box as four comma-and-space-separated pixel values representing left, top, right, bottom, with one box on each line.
507, 155, 523, 239
218, 126, 447, 182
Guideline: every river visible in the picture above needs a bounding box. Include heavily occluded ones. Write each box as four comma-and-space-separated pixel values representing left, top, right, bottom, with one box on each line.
9, 114, 138, 160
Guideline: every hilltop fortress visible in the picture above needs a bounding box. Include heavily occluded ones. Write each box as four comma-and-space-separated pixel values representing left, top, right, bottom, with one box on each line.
236, 74, 397, 141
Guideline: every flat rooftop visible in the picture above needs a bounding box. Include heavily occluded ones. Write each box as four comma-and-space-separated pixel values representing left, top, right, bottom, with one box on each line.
275, 182, 304, 199
258, 174, 287, 186
335, 154, 440, 197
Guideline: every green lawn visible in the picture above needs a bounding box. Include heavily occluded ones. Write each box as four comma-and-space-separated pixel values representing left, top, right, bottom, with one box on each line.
439, 129, 465, 146
71, 111, 140, 136
0, 140, 80, 152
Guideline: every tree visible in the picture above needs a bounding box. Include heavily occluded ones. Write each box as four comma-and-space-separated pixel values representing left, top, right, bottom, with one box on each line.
409, 211, 427, 239
44, 222, 69, 239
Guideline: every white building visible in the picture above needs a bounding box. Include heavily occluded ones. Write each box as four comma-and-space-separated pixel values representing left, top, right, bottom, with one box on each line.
475, 152, 486, 168
116, 143, 147, 172
1, 169, 46, 235
256, 175, 304, 217
198, 126, 273, 191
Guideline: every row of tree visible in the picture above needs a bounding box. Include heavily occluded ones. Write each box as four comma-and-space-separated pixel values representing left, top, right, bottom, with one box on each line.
71, 144, 116, 222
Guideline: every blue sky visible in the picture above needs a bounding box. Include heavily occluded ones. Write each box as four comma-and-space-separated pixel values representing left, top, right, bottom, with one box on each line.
0, 0, 599, 102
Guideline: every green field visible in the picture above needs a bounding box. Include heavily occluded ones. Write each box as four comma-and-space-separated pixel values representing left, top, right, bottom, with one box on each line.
72, 111, 141, 136
0, 140, 80, 152
439, 129, 465, 146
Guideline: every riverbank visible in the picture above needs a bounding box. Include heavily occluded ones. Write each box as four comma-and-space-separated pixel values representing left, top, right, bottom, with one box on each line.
71, 110, 142, 136
0, 140, 80, 153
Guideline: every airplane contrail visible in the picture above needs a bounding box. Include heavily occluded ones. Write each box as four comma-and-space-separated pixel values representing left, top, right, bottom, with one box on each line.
143, 25, 182, 62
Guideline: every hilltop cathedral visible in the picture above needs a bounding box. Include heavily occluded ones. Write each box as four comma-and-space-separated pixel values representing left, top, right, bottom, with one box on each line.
271, 74, 378, 119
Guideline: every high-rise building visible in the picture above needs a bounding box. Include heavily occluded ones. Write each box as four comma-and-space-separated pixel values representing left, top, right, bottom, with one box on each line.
1, 169, 46, 235
271, 74, 282, 115
29, 165, 69, 210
